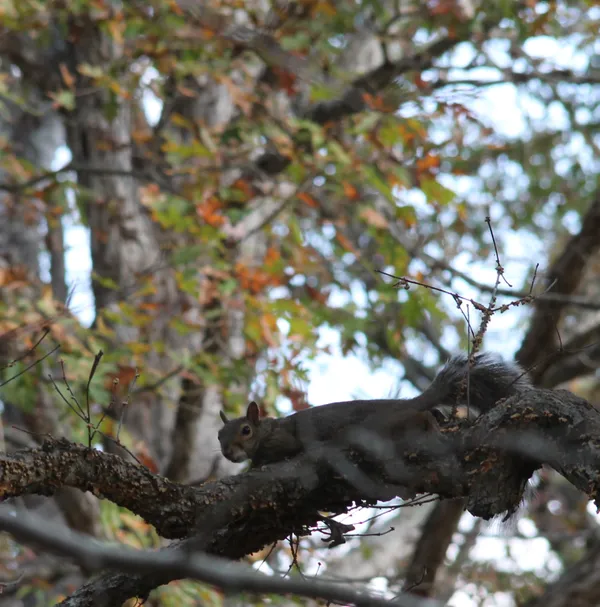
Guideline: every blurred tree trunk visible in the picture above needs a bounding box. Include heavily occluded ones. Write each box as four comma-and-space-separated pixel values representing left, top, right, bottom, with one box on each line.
0, 81, 97, 604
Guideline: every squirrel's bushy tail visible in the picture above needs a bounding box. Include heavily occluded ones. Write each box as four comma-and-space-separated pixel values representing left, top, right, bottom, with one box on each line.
414, 352, 531, 414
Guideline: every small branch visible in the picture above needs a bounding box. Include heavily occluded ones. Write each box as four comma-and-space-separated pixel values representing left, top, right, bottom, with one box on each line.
0, 327, 51, 371
0, 163, 141, 193
428, 68, 600, 91
305, 35, 459, 124
0, 344, 61, 388
86, 351, 104, 445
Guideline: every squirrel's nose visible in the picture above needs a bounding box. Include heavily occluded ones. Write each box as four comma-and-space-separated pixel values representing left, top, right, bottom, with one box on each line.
222, 446, 246, 463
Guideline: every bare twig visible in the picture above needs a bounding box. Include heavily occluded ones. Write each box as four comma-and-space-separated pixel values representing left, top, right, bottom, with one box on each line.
0, 344, 61, 388
58, 360, 87, 421
86, 350, 104, 445
0, 328, 50, 371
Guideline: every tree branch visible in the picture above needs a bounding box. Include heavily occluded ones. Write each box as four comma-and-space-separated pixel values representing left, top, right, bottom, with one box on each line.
304, 35, 459, 124
516, 192, 600, 376
0, 438, 199, 538
0, 508, 436, 607
3, 387, 600, 604
429, 68, 600, 91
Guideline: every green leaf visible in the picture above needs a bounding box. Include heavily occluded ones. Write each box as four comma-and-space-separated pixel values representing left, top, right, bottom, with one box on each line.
420, 178, 456, 206
328, 141, 352, 165
361, 165, 394, 201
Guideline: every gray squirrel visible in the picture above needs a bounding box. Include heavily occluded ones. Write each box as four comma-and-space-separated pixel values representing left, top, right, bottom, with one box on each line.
218, 353, 531, 466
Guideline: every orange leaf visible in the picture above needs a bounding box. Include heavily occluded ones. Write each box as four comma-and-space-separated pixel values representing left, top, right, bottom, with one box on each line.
168, 0, 183, 15
107, 19, 124, 46
176, 85, 197, 98
59, 63, 75, 89
335, 231, 359, 255
260, 313, 278, 347
297, 192, 319, 208
416, 153, 440, 173
104, 365, 138, 391
305, 285, 328, 304
235, 262, 273, 294
197, 197, 225, 227
264, 246, 280, 265
342, 182, 359, 200
315, 0, 336, 16
218, 75, 254, 115
231, 178, 254, 201
136, 449, 159, 473
138, 302, 161, 311
362, 92, 390, 112
272, 67, 298, 95
282, 387, 310, 411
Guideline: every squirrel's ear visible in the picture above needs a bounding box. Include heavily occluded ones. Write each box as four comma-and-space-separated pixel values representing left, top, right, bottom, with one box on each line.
246, 401, 260, 424
219, 411, 229, 424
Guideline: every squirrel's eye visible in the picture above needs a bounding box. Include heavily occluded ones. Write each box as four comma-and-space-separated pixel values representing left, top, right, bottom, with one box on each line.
241, 425, 252, 436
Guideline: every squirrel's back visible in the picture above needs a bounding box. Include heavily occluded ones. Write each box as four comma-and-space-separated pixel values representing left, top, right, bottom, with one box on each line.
217, 352, 531, 465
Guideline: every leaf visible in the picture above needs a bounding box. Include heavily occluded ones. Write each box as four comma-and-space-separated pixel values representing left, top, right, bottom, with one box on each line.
353, 113, 380, 134
416, 153, 441, 173
420, 178, 456, 206
360, 207, 389, 229
342, 182, 359, 200
309, 82, 339, 102
59, 63, 75, 88
48, 90, 75, 111
260, 313, 278, 347
328, 141, 352, 165
297, 192, 319, 208
361, 165, 395, 202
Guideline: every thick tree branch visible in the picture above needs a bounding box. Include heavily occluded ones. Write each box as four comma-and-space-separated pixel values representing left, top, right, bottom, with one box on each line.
537, 341, 600, 390
3, 388, 600, 537
403, 500, 466, 595
304, 35, 459, 124
2, 387, 600, 604
516, 193, 600, 376
0, 438, 198, 539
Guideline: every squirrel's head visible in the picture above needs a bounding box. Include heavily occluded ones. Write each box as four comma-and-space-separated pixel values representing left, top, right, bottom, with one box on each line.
218, 401, 261, 463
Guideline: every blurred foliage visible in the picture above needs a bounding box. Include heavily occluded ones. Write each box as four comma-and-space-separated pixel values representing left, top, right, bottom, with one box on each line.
0, 0, 599, 604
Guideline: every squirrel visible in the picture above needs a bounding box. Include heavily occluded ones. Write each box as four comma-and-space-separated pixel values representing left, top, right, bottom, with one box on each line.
218, 353, 531, 466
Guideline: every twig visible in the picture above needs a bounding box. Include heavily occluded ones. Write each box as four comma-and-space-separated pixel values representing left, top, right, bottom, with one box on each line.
59, 360, 87, 421
118, 368, 139, 441
132, 365, 183, 395
101, 434, 144, 467
0, 328, 50, 371
0, 344, 61, 388
86, 350, 104, 445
